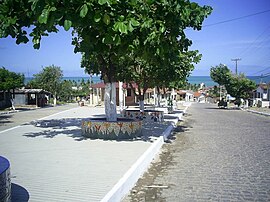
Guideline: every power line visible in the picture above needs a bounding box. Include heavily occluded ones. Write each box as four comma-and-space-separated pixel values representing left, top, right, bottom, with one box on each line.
203, 9, 270, 27
238, 26, 270, 58
231, 58, 241, 75
250, 66, 270, 76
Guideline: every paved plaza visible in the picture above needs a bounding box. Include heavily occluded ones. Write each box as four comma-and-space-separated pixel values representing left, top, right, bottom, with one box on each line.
124, 103, 270, 201
0, 104, 180, 202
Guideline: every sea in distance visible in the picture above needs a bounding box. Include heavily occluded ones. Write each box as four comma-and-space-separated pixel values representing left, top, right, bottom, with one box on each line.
25, 75, 270, 87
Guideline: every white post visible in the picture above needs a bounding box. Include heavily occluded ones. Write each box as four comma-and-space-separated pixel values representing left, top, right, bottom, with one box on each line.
96, 88, 99, 105
119, 81, 123, 113
153, 87, 157, 106
123, 89, 126, 109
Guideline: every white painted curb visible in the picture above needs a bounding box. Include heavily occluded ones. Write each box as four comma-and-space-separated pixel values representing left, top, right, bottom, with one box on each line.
246, 109, 270, 117
101, 135, 165, 202
102, 102, 191, 202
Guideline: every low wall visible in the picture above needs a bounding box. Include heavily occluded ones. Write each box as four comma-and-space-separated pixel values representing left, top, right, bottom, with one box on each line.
124, 109, 164, 122
0, 156, 11, 202
82, 118, 142, 140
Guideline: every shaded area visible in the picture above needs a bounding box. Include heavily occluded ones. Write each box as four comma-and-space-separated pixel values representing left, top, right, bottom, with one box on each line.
11, 183, 30, 202
24, 118, 85, 141
23, 116, 182, 143
0, 114, 13, 125
142, 121, 170, 142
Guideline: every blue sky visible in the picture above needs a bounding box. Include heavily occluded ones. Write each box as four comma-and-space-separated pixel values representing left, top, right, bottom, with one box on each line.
0, 0, 269, 77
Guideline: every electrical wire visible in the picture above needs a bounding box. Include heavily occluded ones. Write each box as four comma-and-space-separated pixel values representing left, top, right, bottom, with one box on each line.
238, 26, 270, 58
203, 9, 270, 27
250, 66, 270, 76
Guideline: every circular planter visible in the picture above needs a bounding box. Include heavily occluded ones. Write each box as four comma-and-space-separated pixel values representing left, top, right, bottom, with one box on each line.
124, 109, 164, 122
0, 156, 11, 202
82, 118, 142, 140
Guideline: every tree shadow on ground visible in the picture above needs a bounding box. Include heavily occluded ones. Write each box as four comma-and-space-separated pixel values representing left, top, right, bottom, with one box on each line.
23, 118, 86, 141
0, 114, 13, 125
142, 121, 173, 142
23, 116, 185, 143
205, 107, 241, 110
165, 124, 190, 144
11, 183, 30, 202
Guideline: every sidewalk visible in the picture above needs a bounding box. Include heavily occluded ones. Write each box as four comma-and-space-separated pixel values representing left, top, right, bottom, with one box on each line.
0, 104, 187, 201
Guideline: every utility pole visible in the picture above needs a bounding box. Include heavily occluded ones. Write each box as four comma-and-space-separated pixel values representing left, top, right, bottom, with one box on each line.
231, 58, 241, 75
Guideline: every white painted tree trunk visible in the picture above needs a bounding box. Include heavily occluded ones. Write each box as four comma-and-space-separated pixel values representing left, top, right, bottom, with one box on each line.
157, 93, 161, 107
139, 100, 144, 112
105, 82, 117, 121
53, 93, 57, 106
153, 87, 157, 106
119, 81, 123, 113
96, 88, 99, 105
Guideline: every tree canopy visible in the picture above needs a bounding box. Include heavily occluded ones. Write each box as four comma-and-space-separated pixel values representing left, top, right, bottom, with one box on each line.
210, 64, 231, 86
0, 0, 212, 119
27, 65, 63, 105
0, 67, 24, 91
210, 64, 256, 102
1, 0, 212, 84
225, 74, 256, 100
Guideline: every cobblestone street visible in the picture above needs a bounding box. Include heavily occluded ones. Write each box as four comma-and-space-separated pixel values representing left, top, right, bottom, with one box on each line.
124, 103, 270, 202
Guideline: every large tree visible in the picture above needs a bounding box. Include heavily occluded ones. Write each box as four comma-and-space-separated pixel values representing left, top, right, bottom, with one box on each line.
210, 64, 256, 105
0, 67, 24, 102
210, 64, 231, 86
210, 64, 232, 100
0, 67, 24, 91
28, 65, 63, 106
0, 0, 212, 120
225, 74, 256, 106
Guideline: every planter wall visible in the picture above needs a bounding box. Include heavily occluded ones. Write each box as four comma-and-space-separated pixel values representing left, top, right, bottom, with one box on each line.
0, 156, 11, 202
82, 118, 142, 140
124, 109, 164, 122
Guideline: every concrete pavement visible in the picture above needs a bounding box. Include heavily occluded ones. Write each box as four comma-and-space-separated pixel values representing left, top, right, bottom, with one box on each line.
0, 104, 184, 201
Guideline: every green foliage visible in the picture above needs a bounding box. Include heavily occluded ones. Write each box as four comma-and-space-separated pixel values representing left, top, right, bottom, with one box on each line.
225, 74, 256, 100
0, 0, 212, 85
0, 0, 212, 110
0, 67, 24, 91
58, 80, 73, 102
29, 65, 63, 98
210, 64, 256, 101
210, 64, 231, 86
208, 85, 220, 98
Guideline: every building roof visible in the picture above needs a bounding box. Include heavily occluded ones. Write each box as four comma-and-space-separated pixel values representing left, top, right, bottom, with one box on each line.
15, 88, 51, 94
257, 83, 269, 90
194, 92, 203, 98
91, 82, 138, 89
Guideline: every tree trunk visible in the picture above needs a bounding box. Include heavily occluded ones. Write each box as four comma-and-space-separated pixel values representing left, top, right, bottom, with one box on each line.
105, 82, 117, 121
119, 81, 123, 113
139, 100, 144, 112
54, 92, 57, 106
138, 95, 144, 112
157, 93, 161, 107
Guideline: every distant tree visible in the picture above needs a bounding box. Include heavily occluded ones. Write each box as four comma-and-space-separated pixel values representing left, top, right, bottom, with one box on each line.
210, 64, 231, 86
29, 65, 63, 106
208, 85, 220, 98
58, 80, 73, 102
0, 67, 24, 102
225, 74, 256, 106
210, 64, 232, 100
